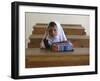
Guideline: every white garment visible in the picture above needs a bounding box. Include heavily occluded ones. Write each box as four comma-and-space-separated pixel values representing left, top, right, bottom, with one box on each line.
40, 21, 67, 48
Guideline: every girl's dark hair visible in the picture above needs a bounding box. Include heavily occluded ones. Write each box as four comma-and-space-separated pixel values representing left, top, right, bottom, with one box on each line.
48, 22, 56, 28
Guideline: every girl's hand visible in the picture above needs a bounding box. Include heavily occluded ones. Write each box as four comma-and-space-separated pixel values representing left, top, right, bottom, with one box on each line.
51, 44, 58, 52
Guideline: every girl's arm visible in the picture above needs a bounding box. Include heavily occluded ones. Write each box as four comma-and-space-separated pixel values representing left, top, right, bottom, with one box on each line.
43, 39, 50, 49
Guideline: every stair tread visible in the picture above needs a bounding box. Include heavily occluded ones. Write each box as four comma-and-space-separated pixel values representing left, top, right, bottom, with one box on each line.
26, 48, 89, 68
29, 35, 89, 39
26, 48, 89, 56
34, 26, 84, 29
34, 23, 84, 29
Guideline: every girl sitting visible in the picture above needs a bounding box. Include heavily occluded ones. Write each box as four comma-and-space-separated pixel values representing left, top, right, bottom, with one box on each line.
40, 21, 73, 51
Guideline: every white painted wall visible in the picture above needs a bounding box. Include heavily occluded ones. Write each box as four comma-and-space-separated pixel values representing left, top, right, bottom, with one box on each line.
26, 13, 89, 48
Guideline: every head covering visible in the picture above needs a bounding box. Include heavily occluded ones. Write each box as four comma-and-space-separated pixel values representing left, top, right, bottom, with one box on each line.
40, 21, 67, 48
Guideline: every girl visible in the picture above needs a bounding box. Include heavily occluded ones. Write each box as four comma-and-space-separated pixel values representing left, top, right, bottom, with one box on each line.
40, 21, 72, 50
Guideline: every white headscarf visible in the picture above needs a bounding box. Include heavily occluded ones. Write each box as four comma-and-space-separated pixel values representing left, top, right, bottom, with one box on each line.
40, 21, 67, 48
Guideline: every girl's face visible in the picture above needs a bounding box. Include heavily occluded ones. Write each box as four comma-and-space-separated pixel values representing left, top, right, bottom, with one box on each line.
48, 26, 57, 37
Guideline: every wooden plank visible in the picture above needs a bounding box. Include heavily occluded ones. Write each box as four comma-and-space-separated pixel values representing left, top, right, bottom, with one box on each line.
32, 23, 85, 35
28, 35, 89, 48
26, 55, 89, 68
26, 48, 89, 55
25, 48, 89, 68
35, 23, 83, 28
33, 27, 86, 35
29, 35, 89, 39
28, 40, 89, 48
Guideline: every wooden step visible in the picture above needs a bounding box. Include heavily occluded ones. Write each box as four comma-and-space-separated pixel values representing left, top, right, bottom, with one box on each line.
25, 48, 89, 68
35, 23, 82, 27
28, 35, 89, 48
32, 24, 86, 35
